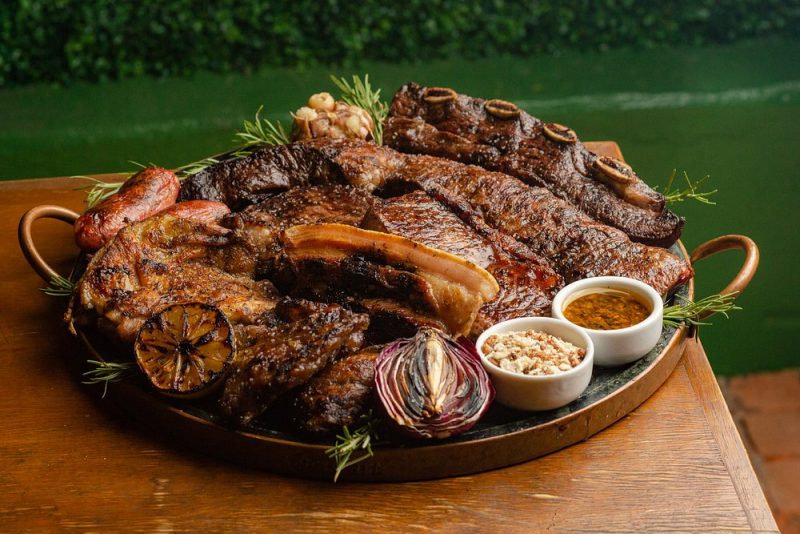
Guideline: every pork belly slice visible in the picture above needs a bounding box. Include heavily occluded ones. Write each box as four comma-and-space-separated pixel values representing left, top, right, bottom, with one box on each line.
281, 223, 500, 337
67, 214, 278, 343
220, 299, 370, 427
384, 82, 684, 247
179, 141, 404, 209
363, 191, 562, 336
218, 184, 373, 279
290, 346, 381, 435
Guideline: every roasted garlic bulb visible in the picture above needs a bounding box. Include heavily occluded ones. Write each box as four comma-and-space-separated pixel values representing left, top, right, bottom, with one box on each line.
291, 92, 374, 142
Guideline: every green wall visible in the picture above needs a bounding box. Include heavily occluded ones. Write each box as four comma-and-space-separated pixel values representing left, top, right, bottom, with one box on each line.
1, 38, 797, 374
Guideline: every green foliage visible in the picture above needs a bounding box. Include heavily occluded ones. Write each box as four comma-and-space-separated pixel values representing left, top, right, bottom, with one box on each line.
1, 0, 799, 87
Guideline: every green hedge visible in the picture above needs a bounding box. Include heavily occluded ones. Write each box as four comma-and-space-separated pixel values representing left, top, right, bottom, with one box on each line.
1, 0, 798, 87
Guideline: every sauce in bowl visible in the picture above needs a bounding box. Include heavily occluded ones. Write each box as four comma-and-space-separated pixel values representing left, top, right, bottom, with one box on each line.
562, 288, 652, 330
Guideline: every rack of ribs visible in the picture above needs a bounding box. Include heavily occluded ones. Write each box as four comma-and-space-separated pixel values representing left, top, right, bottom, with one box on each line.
384, 82, 684, 247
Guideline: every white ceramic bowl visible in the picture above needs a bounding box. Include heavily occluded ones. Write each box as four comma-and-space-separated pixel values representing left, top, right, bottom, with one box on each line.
551, 276, 663, 367
475, 317, 593, 411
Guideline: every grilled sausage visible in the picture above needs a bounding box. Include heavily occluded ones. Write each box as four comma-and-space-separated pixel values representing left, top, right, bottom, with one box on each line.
74, 167, 180, 251
157, 200, 230, 225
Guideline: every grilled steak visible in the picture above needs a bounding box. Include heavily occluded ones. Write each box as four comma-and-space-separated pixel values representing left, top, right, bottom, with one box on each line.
395, 155, 693, 295
180, 139, 691, 295
291, 346, 381, 434
384, 82, 684, 247
179, 141, 404, 210
219, 184, 374, 279
363, 191, 562, 336
220, 300, 369, 427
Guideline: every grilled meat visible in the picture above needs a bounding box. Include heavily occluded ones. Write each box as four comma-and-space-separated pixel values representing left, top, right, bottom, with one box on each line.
179, 141, 404, 210
397, 155, 693, 295
220, 300, 369, 427
68, 214, 278, 343
291, 346, 381, 434
74, 167, 180, 251
218, 184, 374, 279
281, 223, 500, 336
363, 191, 562, 336
384, 83, 684, 247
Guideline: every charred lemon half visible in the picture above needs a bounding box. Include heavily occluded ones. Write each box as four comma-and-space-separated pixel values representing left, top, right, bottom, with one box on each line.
134, 303, 235, 398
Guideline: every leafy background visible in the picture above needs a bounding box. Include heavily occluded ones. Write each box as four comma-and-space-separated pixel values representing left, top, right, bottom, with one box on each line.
1, 0, 799, 86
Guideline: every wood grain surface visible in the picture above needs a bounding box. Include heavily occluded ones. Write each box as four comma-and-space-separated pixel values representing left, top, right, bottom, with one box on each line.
0, 143, 777, 532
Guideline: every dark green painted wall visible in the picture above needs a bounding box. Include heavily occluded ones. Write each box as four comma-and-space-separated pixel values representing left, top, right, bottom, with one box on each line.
1, 38, 797, 374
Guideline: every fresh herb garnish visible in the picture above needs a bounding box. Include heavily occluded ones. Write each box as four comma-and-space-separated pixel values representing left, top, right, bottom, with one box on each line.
234, 105, 291, 150
330, 74, 388, 145
40, 274, 75, 297
663, 292, 740, 327
660, 170, 717, 205
72, 175, 129, 208
82, 360, 135, 398
325, 410, 379, 482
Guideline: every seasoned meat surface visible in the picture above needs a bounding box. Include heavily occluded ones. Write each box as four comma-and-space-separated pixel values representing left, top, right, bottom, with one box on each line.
363, 191, 562, 336
179, 141, 404, 209
220, 301, 369, 427
68, 214, 278, 343
384, 82, 684, 247
291, 346, 381, 434
399, 155, 693, 294
219, 184, 373, 279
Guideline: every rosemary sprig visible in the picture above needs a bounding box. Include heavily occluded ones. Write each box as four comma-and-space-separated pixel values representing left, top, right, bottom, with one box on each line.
82, 360, 135, 398
660, 170, 717, 205
325, 410, 379, 482
72, 175, 128, 208
175, 155, 221, 178
330, 74, 388, 145
663, 292, 741, 327
234, 105, 291, 149
40, 274, 75, 297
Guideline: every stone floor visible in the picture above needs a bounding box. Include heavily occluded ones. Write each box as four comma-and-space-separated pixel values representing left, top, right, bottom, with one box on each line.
719, 369, 800, 534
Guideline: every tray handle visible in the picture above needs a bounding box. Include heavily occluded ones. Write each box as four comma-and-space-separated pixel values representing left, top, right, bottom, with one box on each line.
18, 205, 80, 283
690, 234, 759, 320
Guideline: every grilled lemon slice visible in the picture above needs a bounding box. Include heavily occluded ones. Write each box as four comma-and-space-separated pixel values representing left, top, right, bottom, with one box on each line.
134, 303, 235, 398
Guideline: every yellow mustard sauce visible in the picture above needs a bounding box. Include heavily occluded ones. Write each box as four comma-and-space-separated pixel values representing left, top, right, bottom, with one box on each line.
563, 288, 651, 330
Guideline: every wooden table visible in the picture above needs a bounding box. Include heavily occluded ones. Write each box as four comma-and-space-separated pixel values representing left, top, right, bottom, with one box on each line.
1, 167, 777, 532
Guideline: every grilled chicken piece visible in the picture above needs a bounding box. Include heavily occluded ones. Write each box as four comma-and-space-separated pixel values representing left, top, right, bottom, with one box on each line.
384, 82, 684, 247
291, 346, 381, 434
218, 185, 373, 279
179, 141, 404, 210
220, 301, 369, 427
68, 214, 278, 343
281, 223, 500, 336
363, 191, 562, 336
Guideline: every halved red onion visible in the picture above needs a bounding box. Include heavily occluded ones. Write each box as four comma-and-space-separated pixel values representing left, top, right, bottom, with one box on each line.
375, 327, 494, 439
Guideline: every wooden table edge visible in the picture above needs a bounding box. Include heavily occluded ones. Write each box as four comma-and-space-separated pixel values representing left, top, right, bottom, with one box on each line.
683, 338, 778, 532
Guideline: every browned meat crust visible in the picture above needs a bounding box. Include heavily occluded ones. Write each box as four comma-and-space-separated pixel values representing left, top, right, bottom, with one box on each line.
218, 184, 374, 279
384, 82, 684, 247
219, 301, 369, 427
180, 138, 691, 295
397, 155, 693, 295
291, 346, 381, 434
363, 191, 562, 336
68, 214, 278, 343
179, 141, 403, 210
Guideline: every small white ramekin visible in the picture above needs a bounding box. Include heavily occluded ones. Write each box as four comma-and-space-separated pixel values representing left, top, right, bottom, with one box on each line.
552, 276, 663, 367
475, 317, 594, 411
